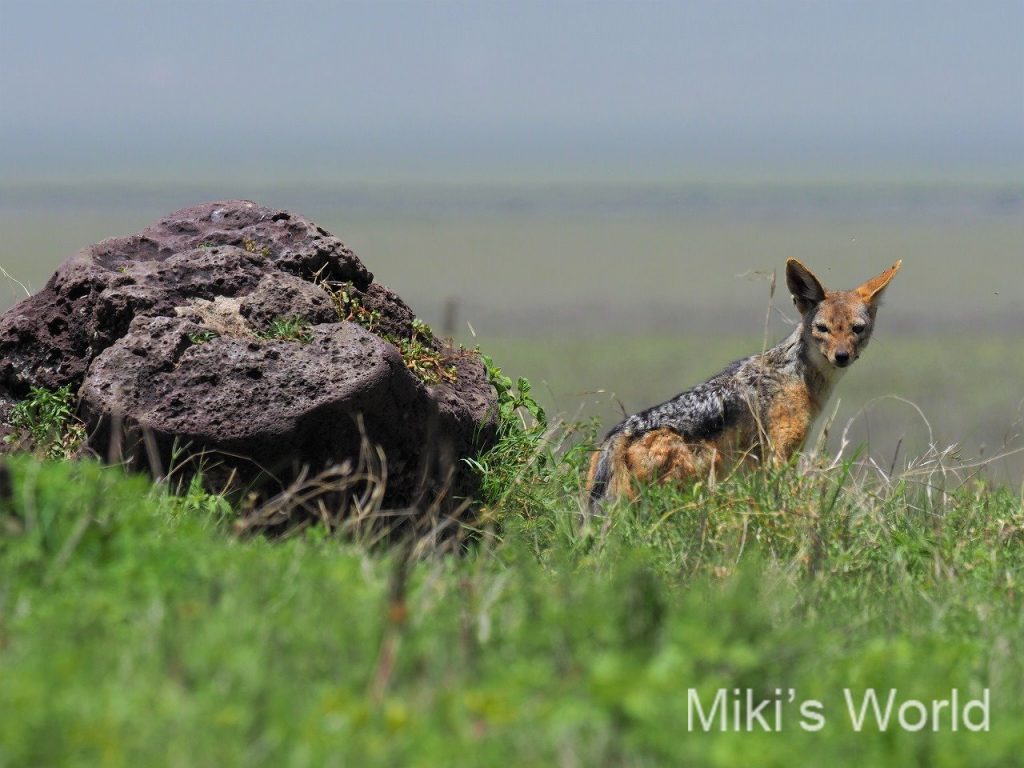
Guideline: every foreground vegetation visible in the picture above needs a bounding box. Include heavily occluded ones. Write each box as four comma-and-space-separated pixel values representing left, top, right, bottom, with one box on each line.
1, 407, 1022, 767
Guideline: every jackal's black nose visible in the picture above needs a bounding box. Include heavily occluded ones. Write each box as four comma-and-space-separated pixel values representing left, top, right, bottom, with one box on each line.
834, 350, 851, 367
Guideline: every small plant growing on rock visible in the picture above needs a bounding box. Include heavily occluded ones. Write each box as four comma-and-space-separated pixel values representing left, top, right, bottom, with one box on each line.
4, 385, 87, 460
241, 238, 273, 258
187, 329, 219, 345
314, 270, 459, 386
392, 319, 457, 385
322, 279, 382, 334
260, 316, 314, 344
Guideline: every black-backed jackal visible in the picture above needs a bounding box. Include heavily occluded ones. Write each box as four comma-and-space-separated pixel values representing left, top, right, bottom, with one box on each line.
586, 258, 901, 507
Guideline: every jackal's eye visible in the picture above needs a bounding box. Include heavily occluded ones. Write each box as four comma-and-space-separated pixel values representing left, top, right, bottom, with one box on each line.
852, 323, 866, 334
814, 322, 829, 334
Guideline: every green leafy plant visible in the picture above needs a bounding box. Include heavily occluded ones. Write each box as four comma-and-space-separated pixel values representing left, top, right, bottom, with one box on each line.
187, 329, 219, 345
464, 355, 550, 510
481, 353, 545, 428
4, 385, 87, 460
328, 282, 382, 333
391, 319, 457, 385
259, 316, 314, 344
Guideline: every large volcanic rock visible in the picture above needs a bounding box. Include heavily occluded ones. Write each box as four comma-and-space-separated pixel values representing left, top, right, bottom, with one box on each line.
0, 200, 497, 517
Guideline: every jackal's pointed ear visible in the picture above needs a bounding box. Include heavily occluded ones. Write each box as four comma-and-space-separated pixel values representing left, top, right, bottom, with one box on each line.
856, 260, 902, 304
785, 258, 826, 314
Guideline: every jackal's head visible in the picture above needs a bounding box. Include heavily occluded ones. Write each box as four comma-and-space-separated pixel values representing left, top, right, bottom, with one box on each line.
786, 258, 901, 370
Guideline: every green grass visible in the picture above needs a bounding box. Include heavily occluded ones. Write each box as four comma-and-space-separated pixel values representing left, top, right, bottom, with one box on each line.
0, 430, 1022, 766
3, 385, 86, 460
258, 316, 314, 344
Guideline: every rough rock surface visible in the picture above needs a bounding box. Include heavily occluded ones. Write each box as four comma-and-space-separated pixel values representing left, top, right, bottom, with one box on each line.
0, 200, 497, 515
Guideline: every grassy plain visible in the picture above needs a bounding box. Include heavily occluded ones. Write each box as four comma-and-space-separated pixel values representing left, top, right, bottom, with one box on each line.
2, 179, 1021, 330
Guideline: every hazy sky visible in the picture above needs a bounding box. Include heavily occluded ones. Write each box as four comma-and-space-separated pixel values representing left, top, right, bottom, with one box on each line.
2, 0, 1022, 180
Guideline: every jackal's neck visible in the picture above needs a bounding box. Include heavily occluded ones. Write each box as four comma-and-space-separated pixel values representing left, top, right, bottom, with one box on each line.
769, 324, 843, 410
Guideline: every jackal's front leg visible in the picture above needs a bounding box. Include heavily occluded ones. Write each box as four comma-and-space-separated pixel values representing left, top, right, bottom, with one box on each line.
766, 385, 813, 469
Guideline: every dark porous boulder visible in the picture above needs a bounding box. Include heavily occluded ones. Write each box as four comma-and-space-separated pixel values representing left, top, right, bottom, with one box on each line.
0, 200, 497, 524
